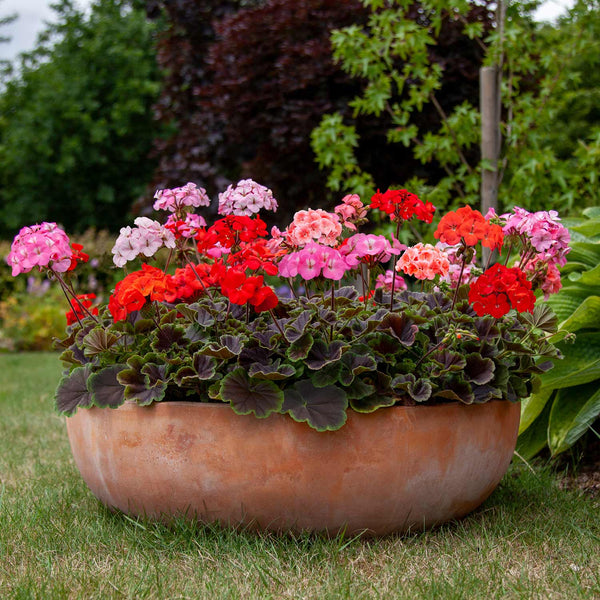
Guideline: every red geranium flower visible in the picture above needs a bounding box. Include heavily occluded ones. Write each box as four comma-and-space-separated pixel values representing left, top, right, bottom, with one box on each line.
434, 206, 504, 251
109, 264, 173, 321
468, 264, 535, 317
67, 243, 89, 271
370, 189, 435, 223
66, 293, 98, 325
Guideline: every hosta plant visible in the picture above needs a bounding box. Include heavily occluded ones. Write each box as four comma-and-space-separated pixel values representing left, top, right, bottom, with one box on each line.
518, 207, 600, 458
6, 181, 569, 431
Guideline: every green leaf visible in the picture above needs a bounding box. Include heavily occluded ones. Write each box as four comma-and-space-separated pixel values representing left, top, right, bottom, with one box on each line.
219, 368, 283, 418
55, 365, 93, 415
539, 333, 600, 389
548, 381, 600, 456
558, 296, 600, 333
519, 388, 555, 434
518, 303, 558, 335
282, 380, 348, 431
516, 399, 551, 461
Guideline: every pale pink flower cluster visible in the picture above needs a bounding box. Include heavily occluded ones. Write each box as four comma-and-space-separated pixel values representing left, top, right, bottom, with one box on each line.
153, 182, 211, 213
396, 243, 450, 280
501, 207, 571, 267
286, 209, 342, 247
334, 194, 368, 231
521, 256, 562, 300
375, 270, 407, 292
7, 222, 72, 276
111, 217, 176, 267
278, 243, 350, 281
435, 242, 475, 287
218, 179, 278, 216
341, 233, 403, 267
165, 213, 207, 239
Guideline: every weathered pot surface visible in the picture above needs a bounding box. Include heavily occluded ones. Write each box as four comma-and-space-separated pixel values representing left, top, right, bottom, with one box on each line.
66, 400, 520, 536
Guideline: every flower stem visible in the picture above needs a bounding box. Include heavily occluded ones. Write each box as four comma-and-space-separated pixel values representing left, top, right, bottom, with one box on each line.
390, 220, 402, 310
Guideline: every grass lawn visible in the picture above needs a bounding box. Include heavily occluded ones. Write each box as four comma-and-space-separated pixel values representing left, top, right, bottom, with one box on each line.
0, 353, 599, 599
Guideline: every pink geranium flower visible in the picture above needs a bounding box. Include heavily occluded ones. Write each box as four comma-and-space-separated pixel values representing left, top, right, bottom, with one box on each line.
286, 209, 342, 247
153, 182, 211, 213
7, 222, 73, 276
218, 179, 278, 216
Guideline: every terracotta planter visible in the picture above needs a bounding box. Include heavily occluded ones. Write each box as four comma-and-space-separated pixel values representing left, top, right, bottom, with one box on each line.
66, 400, 520, 536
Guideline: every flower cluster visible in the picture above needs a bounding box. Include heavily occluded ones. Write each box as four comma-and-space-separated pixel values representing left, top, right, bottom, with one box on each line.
7, 222, 73, 276
218, 179, 278, 216
7, 179, 568, 432
434, 205, 503, 250
396, 243, 450, 281
285, 209, 343, 247
112, 217, 176, 268
468, 264, 536, 318
153, 182, 211, 213
370, 188, 435, 223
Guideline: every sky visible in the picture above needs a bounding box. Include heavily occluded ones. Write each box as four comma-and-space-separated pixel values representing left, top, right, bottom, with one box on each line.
0, 0, 577, 62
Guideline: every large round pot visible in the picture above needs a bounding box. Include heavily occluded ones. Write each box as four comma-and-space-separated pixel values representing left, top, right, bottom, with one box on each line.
66, 400, 520, 536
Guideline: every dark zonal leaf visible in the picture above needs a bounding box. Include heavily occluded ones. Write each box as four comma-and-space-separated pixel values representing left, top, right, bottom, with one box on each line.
464, 354, 495, 385
220, 368, 283, 418
317, 308, 338, 325
433, 376, 474, 404
58, 348, 86, 367
305, 340, 347, 370
472, 384, 503, 404
175, 354, 218, 386
253, 329, 279, 349
184, 323, 204, 343
334, 286, 359, 301
285, 310, 312, 343
152, 324, 186, 352
349, 394, 396, 413
82, 327, 120, 357
519, 303, 558, 334
408, 378, 432, 402
311, 362, 342, 387
194, 306, 216, 327
89, 365, 127, 409
134, 318, 155, 334
203, 334, 244, 359
286, 332, 314, 361
429, 350, 467, 376
339, 349, 377, 385
378, 313, 418, 346
390, 373, 415, 394
248, 361, 296, 380
282, 380, 347, 431
368, 333, 400, 362
474, 316, 500, 341
344, 378, 375, 401
507, 374, 529, 402
55, 365, 93, 415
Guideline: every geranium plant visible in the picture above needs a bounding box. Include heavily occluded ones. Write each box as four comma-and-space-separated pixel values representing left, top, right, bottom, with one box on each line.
6, 181, 570, 431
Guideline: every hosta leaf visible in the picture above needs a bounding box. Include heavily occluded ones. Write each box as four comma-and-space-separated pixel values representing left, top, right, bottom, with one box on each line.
89, 365, 127, 409
566, 242, 600, 268
558, 296, 600, 333
519, 387, 555, 434
539, 333, 600, 389
548, 381, 600, 456
55, 365, 93, 415
516, 399, 551, 460
547, 288, 591, 323
220, 368, 283, 418
282, 380, 347, 431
